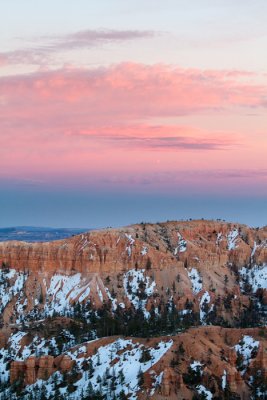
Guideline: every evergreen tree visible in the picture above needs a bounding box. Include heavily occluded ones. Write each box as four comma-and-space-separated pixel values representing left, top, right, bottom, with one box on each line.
139, 347, 151, 363
119, 390, 127, 400
137, 367, 144, 387
118, 369, 125, 385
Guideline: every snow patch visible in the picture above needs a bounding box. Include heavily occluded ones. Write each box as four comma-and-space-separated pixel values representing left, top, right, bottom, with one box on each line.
216, 232, 223, 246
227, 228, 239, 250
96, 284, 103, 302
190, 360, 203, 373
123, 269, 156, 318
239, 264, 267, 292
60, 338, 173, 400
105, 287, 119, 312
187, 268, 202, 294
196, 385, 213, 399
234, 335, 259, 375
141, 246, 148, 256
44, 273, 91, 316
222, 370, 227, 390
0, 268, 27, 312
251, 241, 258, 261
174, 232, 187, 254
199, 291, 213, 324
125, 234, 135, 257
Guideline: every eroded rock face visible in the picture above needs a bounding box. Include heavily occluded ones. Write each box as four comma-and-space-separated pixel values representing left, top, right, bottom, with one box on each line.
10, 361, 25, 384
25, 357, 36, 385
160, 367, 176, 396
227, 348, 237, 366
58, 355, 74, 372
6, 320, 267, 397
1, 220, 267, 398
0, 220, 266, 276
10, 354, 74, 385
251, 343, 267, 374
0, 220, 266, 328
37, 355, 54, 380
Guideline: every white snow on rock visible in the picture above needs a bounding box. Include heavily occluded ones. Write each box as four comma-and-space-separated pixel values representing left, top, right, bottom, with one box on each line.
227, 228, 239, 250
15, 294, 28, 324
123, 269, 156, 318
196, 385, 213, 399
190, 360, 203, 373
222, 370, 227, 390
261, 240, 267, 249
26, 338, 172, 400
96, 284, 103, 302
174, 232, 187, 255
21, 336, 58, 359
78, 286, 91, 303
8, 331, 27, 355
250, 240, 267, 263
3, 269, 16, 280
234, 335, 259, 374
0, 330, 76, 388
0, 347, 10, 382
71, 338, 172, 400
199, 291, 213, 324
77, 235, 89, 254
105, 287, 118, 312
250, 241, 258, 261
216, 232, 223, 246
179, 309, 192, 316
125, 234, 135, 257
44, 273, 91, 316
105, 286, 125, 312
141, 246, 148, 256
239, 264, 267, 292
187, 268, 203, 294
0, 268, 27, 312
150, 370, 164, 396
125, 234, 135, 245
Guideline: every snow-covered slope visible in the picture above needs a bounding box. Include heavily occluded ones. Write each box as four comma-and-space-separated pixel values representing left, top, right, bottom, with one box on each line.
0, 220, 266, 399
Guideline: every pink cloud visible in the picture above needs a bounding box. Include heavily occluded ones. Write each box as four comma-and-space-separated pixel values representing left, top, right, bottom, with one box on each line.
0, 55, 8, 67
0, 63, 265, 121
73, 124, 235, 150
0, 63, 266, 190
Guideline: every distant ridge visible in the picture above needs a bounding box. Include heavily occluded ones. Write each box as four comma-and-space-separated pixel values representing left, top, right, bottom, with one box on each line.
0, 226, 90, 242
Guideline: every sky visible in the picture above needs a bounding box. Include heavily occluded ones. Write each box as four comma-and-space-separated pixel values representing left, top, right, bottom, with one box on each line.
0, 0, 266, 228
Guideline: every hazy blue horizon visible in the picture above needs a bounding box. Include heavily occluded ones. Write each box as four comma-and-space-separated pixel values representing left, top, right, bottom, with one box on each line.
1, 186, 266, 229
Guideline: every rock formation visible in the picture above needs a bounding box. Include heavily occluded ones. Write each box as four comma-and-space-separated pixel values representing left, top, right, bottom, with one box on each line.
0, 220, 266, 399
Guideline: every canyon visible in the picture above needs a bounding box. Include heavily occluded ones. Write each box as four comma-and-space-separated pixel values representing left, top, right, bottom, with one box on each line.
0, 219, 266, 399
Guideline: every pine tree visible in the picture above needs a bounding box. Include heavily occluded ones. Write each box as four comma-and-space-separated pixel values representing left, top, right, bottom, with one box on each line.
86, 382, 94, 398
118, 369, 125, 385
139, 347, 151, 363
137, 367, 144, 386
88, 358, 94, 378
119, 390, 127, 400
145, 258, 152, 270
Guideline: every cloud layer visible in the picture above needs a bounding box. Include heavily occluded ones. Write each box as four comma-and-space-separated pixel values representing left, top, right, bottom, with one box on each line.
0, 29, 155, 67
1, 63, 265, 123
0, 62, 266, 193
